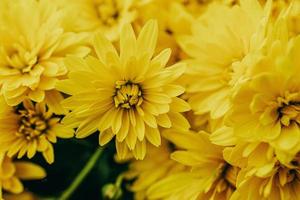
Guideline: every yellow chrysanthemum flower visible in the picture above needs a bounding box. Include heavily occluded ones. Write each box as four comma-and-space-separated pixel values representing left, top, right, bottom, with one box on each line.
124, 140, 186, 200
147, 130, 238, 200
56, 0, 138, 41
57, 20, 190, 160
0, 154, 46, 198
228, 30, 300, 162
178, 0, 270, 119
0, 98, 74, 164
0, 0, 89, 113
260, 0, 300, 36
134, 0, 194, 64
225, 144, 300, 200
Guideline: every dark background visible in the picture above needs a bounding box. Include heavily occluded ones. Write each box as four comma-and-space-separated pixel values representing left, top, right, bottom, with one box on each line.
23, 134, 134, 200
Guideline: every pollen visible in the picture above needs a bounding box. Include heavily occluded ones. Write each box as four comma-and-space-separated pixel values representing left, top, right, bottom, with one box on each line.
15, 101, 58, 141
277, 92, 300, 127
113, 81, 143, 109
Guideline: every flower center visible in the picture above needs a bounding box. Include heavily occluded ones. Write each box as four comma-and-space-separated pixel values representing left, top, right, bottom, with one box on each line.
94, 0, 119, 26
277, 159, 300, 186
213, 163, 237, 194
113, 81, 143, 109
221, 164, 238, 189
276, 92, 300, 126
16, 102, 56, 140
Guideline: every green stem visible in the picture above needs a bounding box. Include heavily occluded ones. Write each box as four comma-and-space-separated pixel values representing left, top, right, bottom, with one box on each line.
59, 147, 104, 200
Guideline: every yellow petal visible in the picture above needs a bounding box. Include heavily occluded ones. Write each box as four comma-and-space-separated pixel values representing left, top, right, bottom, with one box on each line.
163, 84, 185, 97
147, 173, 195, 199
99, 129, 115, 146
116, 111, 130, 142
15, 161, 46, 180
156, 114, 171, 128
132, 140, 146, 160
64, 55, 89, 72
170, 97, 190, 112
28, 89, 45, 102
276, 123, 300, 150
210, 126, 236, 146
143, 111, 157, 128
171, 151, 201, 166
145, 127, 161, 147
52, 124, 74, 139
149, 48, 171, 74
2, 177, 23, 194
76, 116, 101, 139
168, 112, 190, 130
115, 141, 128, 160
44, 90, 67, 114
42, 145, 54, 164
27, 140, 37, 159
137, 20, 158, 59
126, 126, 137, 150
120, 23, 136, 63
135, 116, 145, 141
93, 32, 118, 65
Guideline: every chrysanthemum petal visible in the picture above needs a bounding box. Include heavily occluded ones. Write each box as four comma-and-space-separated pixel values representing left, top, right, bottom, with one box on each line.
14, 161, 46, 180
99, 129, 115, 146
156, 114, 171, 128
170, 97, 191, 112
93, 33, 118, 65
120, 23, 136, 63
42, 145, 54, 164
145, 127, 161, 147
76, 116, 101, 139
137, 20, 158, 59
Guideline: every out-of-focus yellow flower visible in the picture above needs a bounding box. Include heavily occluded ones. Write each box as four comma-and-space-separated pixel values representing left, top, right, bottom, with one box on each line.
0, 99, 74, 164
225, 145, 300, 200
147, 130, 238, 200
228, 29, 300, 163
134, 0, 194, 64
57, 20, 190, 160
0, 0, 89, 113
178, 0, 271, 119
124, 140, 186, 200
259, 0, 300, 36
55, 0, 138, 41
0, 154, 46, 197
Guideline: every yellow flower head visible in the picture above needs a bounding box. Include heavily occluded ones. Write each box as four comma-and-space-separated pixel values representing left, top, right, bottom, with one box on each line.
56, 0, 137, 40
229, 150, 300, 200
229, 32, 300, 162
124, 140, 186, 200
0, 0, 89, 112
0, 99, 74, 164
147, 130, 238, 200
134, 0, 194, 64
0, 154, 46, 196
259, 0, 300, 36
178, 0, 270, 119
214, 141, 300, 200
57, 20, 190, 160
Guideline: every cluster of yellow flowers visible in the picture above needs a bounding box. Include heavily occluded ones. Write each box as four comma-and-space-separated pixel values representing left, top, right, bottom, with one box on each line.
1, 0, 300, 199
